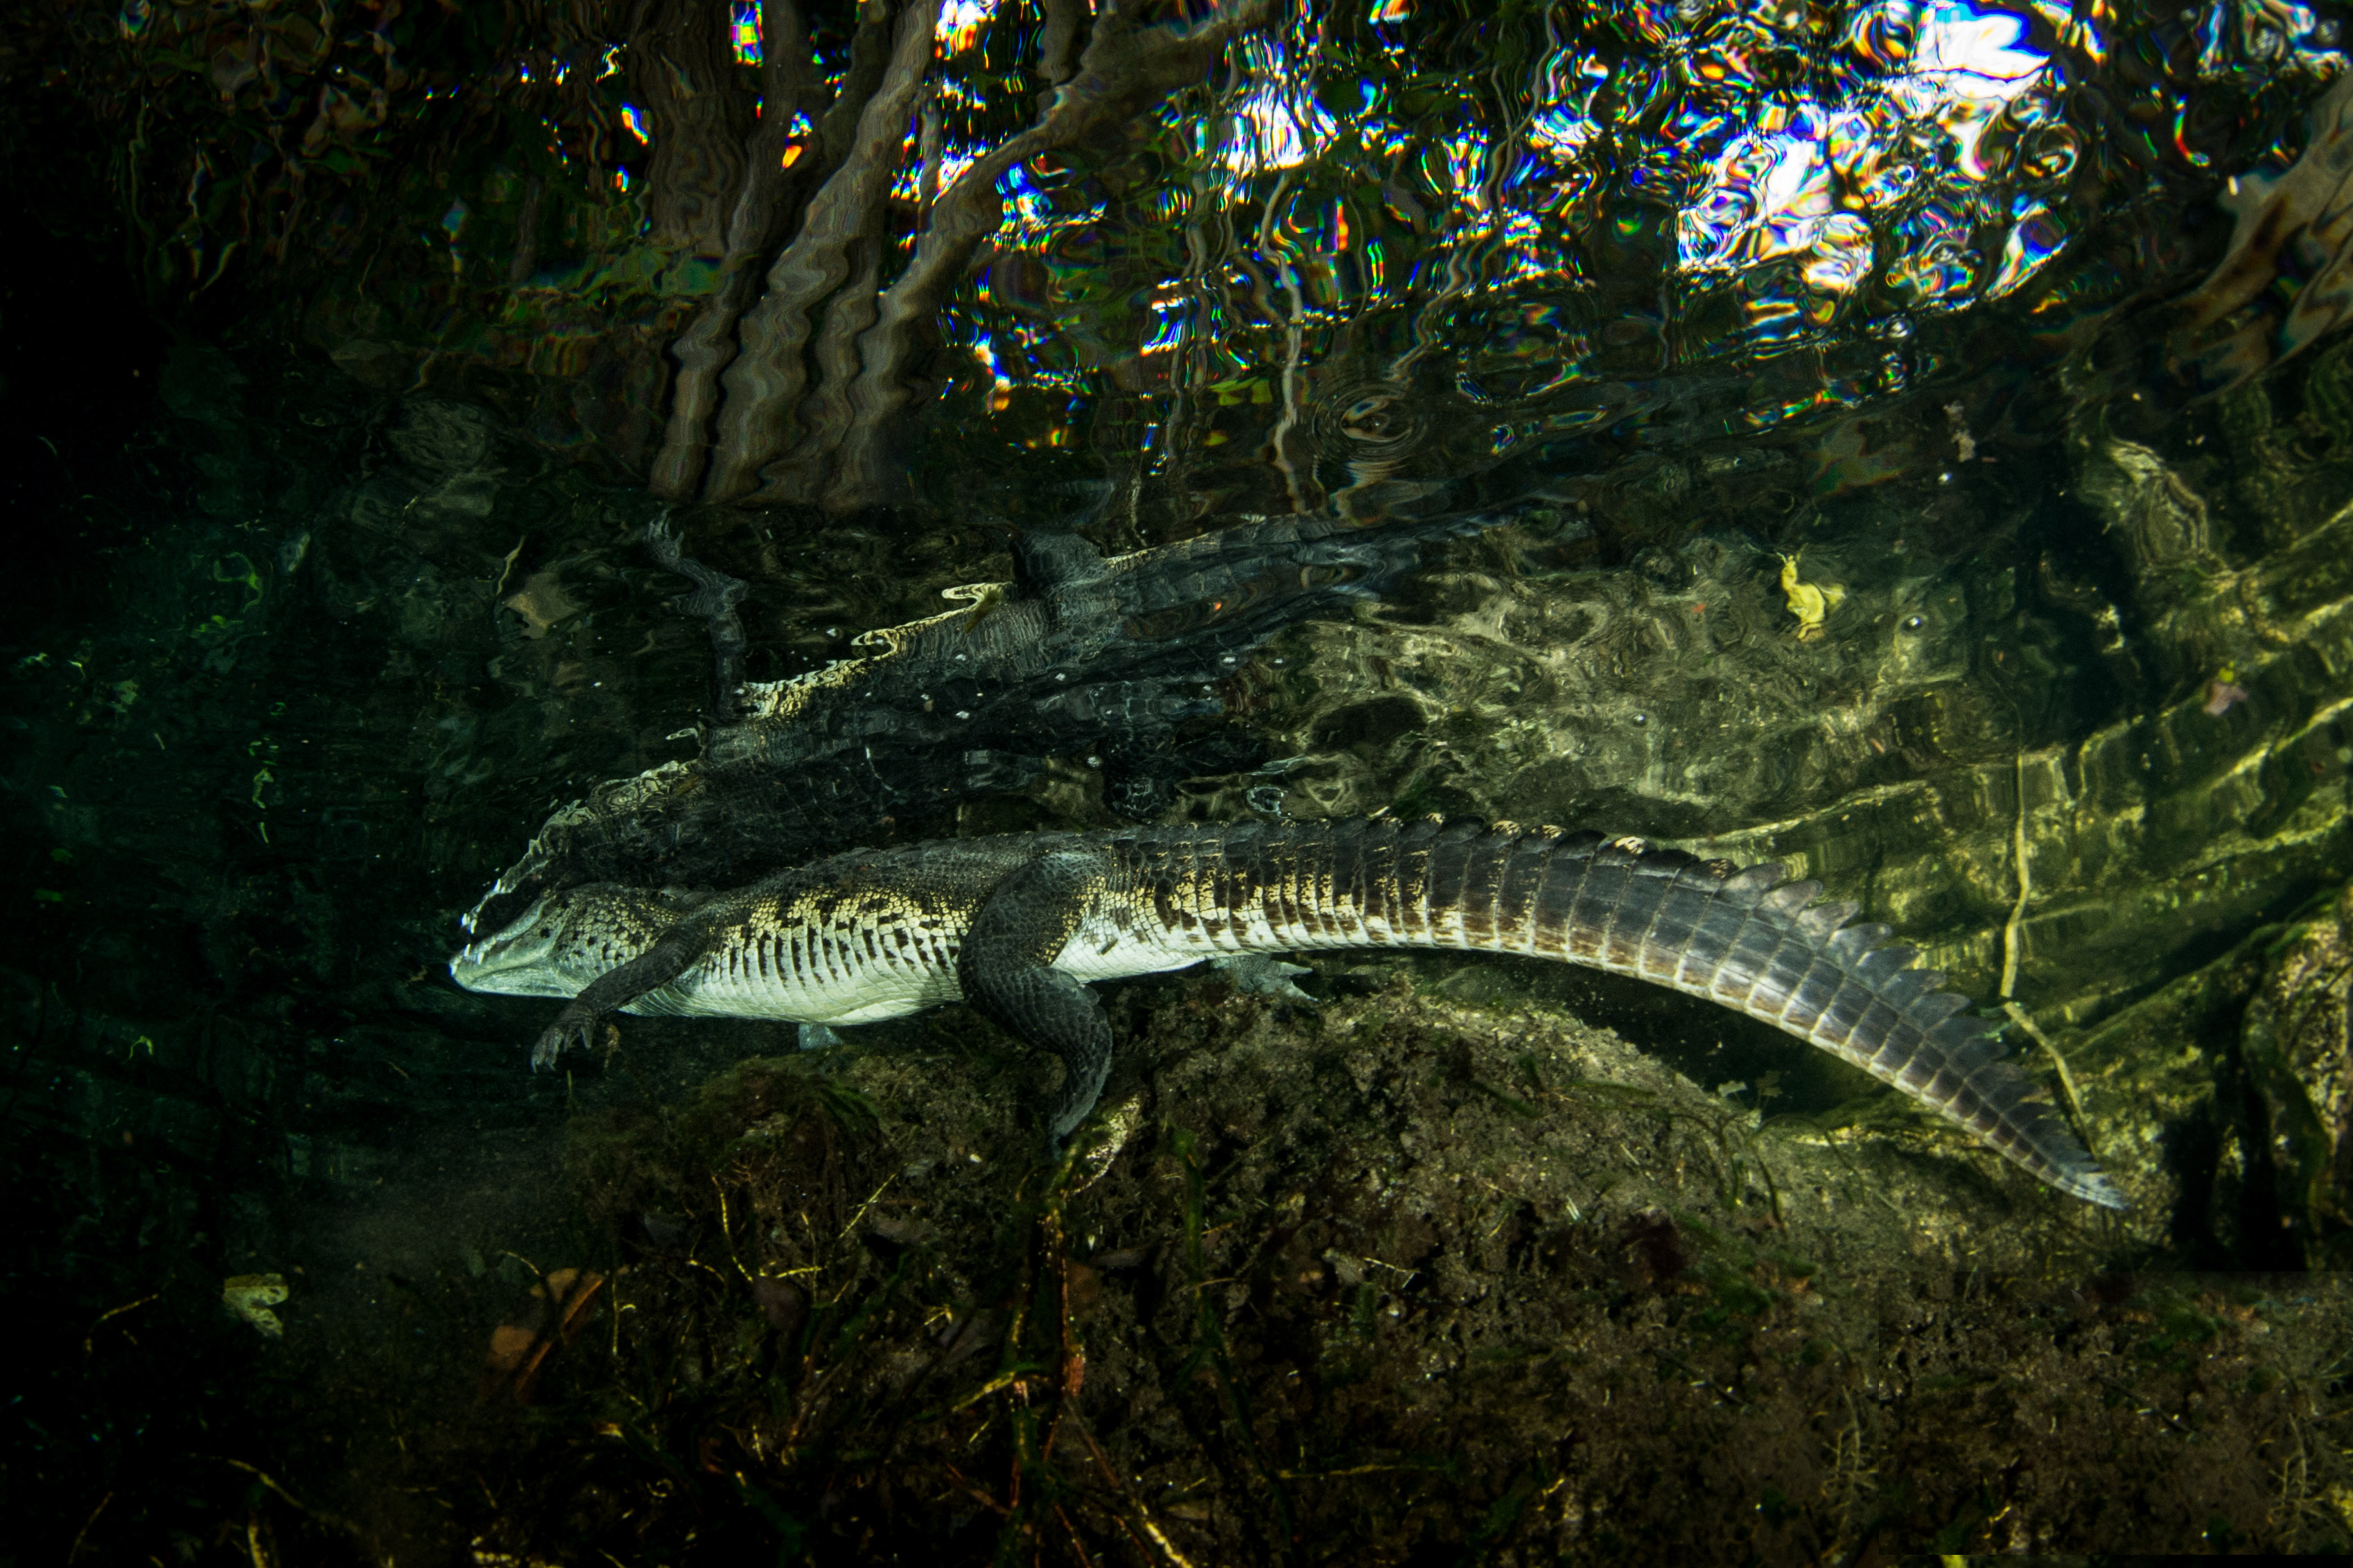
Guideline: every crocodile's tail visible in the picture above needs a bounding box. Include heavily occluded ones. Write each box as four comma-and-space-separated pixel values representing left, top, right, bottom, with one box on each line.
1184, 817, 2124, 1208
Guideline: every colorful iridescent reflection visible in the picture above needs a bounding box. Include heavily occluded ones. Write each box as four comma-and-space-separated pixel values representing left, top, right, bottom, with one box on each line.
918, 0, 2343, 498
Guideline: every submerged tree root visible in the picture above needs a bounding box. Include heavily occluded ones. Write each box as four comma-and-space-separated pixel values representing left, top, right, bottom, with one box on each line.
650, 0, 1270, 513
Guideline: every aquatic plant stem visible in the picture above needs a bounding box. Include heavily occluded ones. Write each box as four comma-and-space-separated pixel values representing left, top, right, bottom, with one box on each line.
636, 0, 748, 260
780, 233, 889, 496
1038, 0, 1089, 85
1262, 170, 1316, 517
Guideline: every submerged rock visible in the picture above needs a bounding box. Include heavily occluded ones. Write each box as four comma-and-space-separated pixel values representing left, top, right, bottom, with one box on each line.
502, 974, 2352, 1560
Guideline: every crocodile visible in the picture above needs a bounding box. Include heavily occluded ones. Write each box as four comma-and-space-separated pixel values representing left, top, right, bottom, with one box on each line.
463, 495, 1569, 942
450, 815, 2125, 1209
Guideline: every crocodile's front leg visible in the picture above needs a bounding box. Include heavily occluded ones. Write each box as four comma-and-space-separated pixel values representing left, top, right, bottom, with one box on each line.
530, 931, 706, 1069
956, 849, 1117, 1156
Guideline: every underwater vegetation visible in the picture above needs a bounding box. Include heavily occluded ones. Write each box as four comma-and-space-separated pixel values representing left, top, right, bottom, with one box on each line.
282, 982, 2353, 1561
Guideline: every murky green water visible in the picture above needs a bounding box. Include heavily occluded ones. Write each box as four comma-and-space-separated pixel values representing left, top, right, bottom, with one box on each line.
6, 0, 2353, 1561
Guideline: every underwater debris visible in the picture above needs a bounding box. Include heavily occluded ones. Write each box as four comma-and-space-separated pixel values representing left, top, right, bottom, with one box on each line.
220, 1274, 288, 1339
2205, 666, 2251, 715
1776, 553, 1844, 642
482, 1267, 605, 1402
500, 570, 579, 640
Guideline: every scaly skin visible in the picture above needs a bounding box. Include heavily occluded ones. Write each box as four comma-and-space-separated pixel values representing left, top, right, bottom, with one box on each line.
451, 817, 2126, 1208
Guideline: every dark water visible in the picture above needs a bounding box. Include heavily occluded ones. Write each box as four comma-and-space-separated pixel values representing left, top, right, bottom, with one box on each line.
6, 1, 2353, 1561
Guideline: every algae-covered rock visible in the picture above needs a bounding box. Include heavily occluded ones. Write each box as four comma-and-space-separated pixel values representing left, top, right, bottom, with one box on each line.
2242, 881, 2353, 1267
2051, 935, 2275, 1261
471, 974, 2353, 1561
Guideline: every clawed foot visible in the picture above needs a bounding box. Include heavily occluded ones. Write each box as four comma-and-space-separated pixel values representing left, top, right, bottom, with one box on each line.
530, 1005, 600, 1070
1209, 953, 1318, 1003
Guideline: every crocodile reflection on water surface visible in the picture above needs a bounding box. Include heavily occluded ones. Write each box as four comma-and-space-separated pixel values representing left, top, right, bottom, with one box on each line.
463, 496, 1541, 940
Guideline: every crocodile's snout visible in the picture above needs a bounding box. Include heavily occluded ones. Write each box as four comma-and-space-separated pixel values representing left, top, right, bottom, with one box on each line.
448, 897, 578, 998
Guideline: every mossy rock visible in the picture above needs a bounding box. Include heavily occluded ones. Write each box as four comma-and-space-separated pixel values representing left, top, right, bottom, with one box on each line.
443, 976, 2353, 1560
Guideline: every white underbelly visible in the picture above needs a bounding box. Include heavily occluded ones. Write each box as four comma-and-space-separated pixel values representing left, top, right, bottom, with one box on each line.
1051, 906, 1258, 983
622, 932, 964, 1025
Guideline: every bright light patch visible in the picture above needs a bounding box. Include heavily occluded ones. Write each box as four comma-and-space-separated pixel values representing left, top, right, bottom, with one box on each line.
973, 339, 1015, 409
779, 108, 814, 168
936, 149, 979, 192
1672, 0, 2056, 308
730, 1, 762, 64
1435, 132, 1496, 211
1211, 36, 1335, 175
1678, 103, 1867, 286
1897, 0, 2047, 94
991, 163, 1104, 244
1530, 51, 1610, 161
1876, 1, 2050, 182
938, 0, 999, 53
1882, 200, 1976, 305
1984, 201, 2065, 297
1141, 297, 1187, 354
620, 103, 651, 145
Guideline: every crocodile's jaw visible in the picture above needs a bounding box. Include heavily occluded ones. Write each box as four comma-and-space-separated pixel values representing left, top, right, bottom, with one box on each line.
448, 895, 595, 998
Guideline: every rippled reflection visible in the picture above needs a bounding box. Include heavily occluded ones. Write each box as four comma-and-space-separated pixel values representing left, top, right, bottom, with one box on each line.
96, 0, 2352, 513
927, 0, 2344, 513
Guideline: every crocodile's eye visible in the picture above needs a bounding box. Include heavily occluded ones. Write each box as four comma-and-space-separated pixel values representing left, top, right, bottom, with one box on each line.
1342, 396, 1400, 439
1904, 615, 1925, 631
1338, 392, 1418, 448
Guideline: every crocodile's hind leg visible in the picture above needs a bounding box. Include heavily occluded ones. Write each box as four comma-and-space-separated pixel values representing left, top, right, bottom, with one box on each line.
957, 849, 1117, 1157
